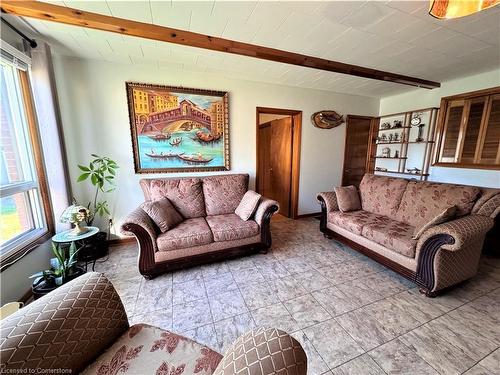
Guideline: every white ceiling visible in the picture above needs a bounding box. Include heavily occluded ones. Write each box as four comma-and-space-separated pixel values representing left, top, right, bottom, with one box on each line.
13, 0, 500, 97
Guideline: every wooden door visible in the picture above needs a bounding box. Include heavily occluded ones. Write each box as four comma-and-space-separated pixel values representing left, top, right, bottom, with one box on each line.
342, 116, 374, 187
257, 123, 272, 197
257, 117, 293, 217
270, 117, 293, 216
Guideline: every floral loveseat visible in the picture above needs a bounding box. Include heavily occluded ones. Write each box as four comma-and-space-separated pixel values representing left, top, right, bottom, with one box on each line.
317, 174, 498, 296
121, 174, 279, 279
0, 273, 307, 374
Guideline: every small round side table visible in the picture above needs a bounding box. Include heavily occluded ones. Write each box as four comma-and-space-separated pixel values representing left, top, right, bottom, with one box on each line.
52, 226, 100, 271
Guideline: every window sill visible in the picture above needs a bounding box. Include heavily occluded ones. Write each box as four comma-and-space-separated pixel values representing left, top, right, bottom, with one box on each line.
0, 230, 53, 272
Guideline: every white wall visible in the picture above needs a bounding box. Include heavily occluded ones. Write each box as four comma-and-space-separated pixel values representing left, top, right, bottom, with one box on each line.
380, 69, 500, 188
52, 56, 379, 233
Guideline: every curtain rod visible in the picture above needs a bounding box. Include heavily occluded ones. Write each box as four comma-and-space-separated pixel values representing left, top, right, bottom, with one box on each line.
1, 16, 37, 48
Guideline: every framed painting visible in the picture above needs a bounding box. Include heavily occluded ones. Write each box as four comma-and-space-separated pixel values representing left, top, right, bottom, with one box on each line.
126, 82, 229, 173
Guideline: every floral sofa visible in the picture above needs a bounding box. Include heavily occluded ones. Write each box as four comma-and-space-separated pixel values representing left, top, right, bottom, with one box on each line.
317, 174, 498, 296
0, 272, 307, 374
121, 174, 279, 279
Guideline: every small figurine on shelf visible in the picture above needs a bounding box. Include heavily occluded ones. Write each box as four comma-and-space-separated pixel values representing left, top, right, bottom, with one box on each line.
375, 167, 388, 172
381, 122, 391, 130
388, 133, 394, 142
406, 167, 421, 174
415, 124, 425, 142
381, 134, 388, 142
394, 133, 399, 142
382, 147, 391, 158
394, 150, 399, 158
392, 120, 403, 128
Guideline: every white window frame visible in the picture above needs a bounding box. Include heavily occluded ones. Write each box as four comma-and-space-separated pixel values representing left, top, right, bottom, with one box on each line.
0, 44, 48, 262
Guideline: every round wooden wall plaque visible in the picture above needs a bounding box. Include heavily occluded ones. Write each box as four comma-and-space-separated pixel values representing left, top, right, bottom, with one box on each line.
311, 111, 344, 129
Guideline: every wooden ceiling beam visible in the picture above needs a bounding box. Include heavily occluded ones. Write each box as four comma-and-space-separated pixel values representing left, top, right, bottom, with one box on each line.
1, 1, 441, 89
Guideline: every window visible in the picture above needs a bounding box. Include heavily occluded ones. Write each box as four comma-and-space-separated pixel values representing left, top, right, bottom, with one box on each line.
435, 87, 500, 169
0, 58, 49, 261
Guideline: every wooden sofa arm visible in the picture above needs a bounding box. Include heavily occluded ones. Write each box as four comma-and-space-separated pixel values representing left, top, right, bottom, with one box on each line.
417, 214, 493, 252
121, 207, 160, 278
415, 214, 494, 296
0, 273, 129, 373
213, 328, 307, 375
254, 197, 279, 226
254, 197, 279, 249
316, 191, 339, 213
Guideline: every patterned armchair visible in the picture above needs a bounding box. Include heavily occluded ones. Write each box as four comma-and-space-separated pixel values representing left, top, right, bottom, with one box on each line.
318, 174, 497, 296
0, 272, 307, 374
121, 174, 279, 279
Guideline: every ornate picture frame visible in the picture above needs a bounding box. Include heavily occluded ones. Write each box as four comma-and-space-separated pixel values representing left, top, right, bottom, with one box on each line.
126, 82, 230, 173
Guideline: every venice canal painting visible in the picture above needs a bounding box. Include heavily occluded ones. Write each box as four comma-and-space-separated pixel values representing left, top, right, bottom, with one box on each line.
126, 83, 229, 173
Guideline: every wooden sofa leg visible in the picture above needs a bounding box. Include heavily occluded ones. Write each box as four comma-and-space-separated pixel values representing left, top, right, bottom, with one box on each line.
323, 233, 333, 239
418, 288, 437, 298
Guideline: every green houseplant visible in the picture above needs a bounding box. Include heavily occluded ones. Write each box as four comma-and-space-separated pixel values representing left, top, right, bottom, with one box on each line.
76, 154, 118, 226
30, 242, 84, 298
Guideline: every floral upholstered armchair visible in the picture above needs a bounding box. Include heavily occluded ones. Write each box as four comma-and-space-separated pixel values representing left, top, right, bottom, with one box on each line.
0, 272, 307, 374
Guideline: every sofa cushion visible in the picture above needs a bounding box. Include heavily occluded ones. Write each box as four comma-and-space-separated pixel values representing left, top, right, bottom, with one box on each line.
141, 197, 183, 233
359, 174, 408, 218
361, 217, 417, 258
335, 185, 361, 212
327, 210, 384, 235
81, 324, 222, 375
157, 218, 213, 251
235, 190, 261, 220
396, 180, 480, 228
206, 213, 260, 242
412, 205, 457, 240
140, 178, 206, 219
203, 174, 249, 216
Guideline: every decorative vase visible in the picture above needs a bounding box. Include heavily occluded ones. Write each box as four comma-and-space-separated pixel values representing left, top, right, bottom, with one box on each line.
72, 221, 87, 236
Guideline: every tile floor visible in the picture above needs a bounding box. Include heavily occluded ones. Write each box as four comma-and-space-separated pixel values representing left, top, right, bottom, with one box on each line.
95, 218, 500, 375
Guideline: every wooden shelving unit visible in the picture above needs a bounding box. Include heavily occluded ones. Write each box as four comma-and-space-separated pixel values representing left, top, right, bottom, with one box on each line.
368, 107, 439, 181
374, 156, 407, 159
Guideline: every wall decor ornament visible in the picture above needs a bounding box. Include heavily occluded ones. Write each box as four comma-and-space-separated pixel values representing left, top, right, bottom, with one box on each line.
126, 82, 229, 173
311, 110, 344, 129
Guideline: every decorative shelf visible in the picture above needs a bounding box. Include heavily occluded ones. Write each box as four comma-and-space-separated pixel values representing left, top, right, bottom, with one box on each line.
376, 141, 435, 145
378, 126, 411, 132
375, 170, 429, 177
374, 156, 407, 159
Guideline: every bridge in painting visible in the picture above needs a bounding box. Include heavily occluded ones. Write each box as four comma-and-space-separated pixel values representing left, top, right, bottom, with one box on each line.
137, 99, 212, 134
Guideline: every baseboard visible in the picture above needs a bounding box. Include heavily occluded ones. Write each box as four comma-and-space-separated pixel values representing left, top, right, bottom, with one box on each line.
108, 237, 135, 245
296, 212, 321, 219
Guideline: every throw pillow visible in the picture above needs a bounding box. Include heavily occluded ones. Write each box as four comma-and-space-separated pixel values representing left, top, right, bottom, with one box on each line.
412, 205, 457, 240
334, 185, 361, 212
141, 197, 183, 233
235, 190, 261, 221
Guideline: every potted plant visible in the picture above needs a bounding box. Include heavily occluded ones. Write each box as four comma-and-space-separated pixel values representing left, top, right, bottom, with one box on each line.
75, 154, 119, 261
29, 242, 85, 299
76, 154, 118, 226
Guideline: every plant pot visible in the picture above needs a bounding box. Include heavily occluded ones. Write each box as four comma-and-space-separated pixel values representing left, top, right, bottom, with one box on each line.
78, 231, 109, 263
55, 276, 63, 286
66, 266, 85, 282
32, 278, 57, 300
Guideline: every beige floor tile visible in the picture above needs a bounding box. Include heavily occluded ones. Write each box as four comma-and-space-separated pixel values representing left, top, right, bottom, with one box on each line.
330, 354, 385, 375
369, 339, 439, 374
284, 294, 331, 329
213, 313, 256, 352
251, 302, 300, 333
303, 319, 364, 369
209, 289, 248, 321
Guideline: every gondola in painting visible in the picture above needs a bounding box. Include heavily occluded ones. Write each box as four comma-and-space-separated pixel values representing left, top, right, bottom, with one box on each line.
126, 82, 229, 173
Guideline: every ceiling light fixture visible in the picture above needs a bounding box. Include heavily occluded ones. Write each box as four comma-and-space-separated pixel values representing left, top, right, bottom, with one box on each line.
429, 0, 500, 19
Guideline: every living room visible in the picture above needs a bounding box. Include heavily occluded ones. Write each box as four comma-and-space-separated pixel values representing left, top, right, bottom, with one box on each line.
0, 1, 499, 374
